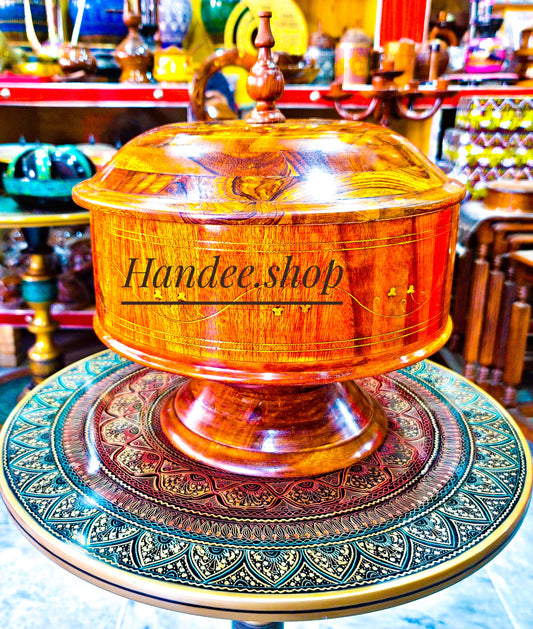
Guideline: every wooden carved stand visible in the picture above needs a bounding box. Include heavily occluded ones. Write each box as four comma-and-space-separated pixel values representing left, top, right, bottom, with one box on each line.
324, 60, 450, 128
74, 13, 463, 479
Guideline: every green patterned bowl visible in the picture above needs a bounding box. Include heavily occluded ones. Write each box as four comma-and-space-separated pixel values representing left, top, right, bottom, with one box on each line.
3, 144, 95, 209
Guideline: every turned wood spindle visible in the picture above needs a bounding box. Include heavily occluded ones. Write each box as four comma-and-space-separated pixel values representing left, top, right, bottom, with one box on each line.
428, 41, 440, 82
448, 247, 473, 352
477, 254, 505, 388
21, 227, 63, 385
246, 11, 286, 124
463, 241, 490, 380
490, 264, 516, 390
503, 281, 530, 407
115, 0, 153, 83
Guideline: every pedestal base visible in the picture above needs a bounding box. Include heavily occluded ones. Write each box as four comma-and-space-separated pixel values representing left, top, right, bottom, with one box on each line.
161, 378, 387, 477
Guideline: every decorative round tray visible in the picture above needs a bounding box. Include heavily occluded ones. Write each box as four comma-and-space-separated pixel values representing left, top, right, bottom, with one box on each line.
0, 197, 90, 228
0, 351, 531, 623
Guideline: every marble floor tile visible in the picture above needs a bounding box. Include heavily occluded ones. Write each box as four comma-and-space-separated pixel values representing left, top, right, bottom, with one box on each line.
0, 499, 523, 629
0, 498, 11, 525
485, 492, 533, 629
0, 517, 125, 629
315, 568, 515, 629
118, 599, 229, 629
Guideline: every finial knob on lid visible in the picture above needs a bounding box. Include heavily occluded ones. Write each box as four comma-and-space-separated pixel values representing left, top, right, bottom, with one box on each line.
246, 11, 286, 124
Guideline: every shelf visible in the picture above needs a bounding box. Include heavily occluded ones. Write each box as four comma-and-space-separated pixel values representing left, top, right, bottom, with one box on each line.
284, 84, 533, 110
0, 306, 94, 329
2, 81, 533, 110
0, 82, 191, 108
0, 81, 366, 109
2, 80, 533, 331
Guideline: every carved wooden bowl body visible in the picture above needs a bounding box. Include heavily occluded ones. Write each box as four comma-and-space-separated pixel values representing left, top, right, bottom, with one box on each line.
74, 11, 463, 478
74, 119, 463, 477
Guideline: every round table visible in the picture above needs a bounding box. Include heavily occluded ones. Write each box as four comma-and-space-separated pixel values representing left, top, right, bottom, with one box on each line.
0, 351, 531, 628
0, 198, 90, 387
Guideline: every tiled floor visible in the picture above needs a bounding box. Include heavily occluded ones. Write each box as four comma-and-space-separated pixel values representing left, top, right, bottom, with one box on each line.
0, 332, 532, 628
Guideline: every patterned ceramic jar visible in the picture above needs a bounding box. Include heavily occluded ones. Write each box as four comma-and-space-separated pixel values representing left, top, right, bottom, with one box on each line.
158, 0, 192, 49
304, 26, 335, 85
335, 27, 372, 87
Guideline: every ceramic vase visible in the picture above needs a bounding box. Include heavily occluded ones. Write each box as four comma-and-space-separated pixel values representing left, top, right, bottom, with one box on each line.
139, 0, 157, 45
68, 0, 127, 44
200, 0, 238, 44
158, 0, 192, 49
0, 0, 47, 43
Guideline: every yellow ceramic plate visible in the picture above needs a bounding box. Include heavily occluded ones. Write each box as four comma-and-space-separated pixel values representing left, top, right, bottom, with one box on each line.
224, 0, 308, 56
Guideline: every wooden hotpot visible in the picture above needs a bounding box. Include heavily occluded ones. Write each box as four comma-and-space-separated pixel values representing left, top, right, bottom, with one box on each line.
73, 13, 464, 478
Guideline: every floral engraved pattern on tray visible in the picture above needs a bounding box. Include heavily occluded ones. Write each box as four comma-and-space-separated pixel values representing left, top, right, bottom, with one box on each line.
1, 351, 529, 600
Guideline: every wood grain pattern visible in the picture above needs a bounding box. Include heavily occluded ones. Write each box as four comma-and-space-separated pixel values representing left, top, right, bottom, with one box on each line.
504, 286, 531, 407
503, 251, 533, 407
88, 209, 458, 384
491, 269, 517, 389
75, 121, 462, 224
160, 378, 387, 477
73, 52, 463, 475
463, 242, 490, 380
114, 1, 153, 84
189, 49, 255, 122
245, 12, 286, 125
477, 259, 505, 387
484, 181, 533, 213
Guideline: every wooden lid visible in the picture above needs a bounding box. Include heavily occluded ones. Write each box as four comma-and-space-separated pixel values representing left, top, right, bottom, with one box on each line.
73, 12, 464, 224
73, 121, 464, 225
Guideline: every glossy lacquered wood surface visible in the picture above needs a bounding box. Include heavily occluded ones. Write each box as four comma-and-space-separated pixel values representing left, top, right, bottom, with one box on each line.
73, 21, 463, 475
484, 181, 533, 213
74, 120, 463, 225
1, 352, 531, 621
88, 206, 458, 385
161, 378, 387, 477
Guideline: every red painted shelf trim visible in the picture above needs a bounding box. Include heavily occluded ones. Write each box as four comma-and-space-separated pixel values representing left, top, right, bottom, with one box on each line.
0, 307, 94, 328
2, 81, 533, 110
0, 82, 190, 107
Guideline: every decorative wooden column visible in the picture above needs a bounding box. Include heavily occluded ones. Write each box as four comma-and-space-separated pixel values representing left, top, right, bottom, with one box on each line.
490, 264, 517, 391
463, 237, 492, 380
20, 227, 63, 384
503, 251, 533, 408
477, 254, 505, 387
